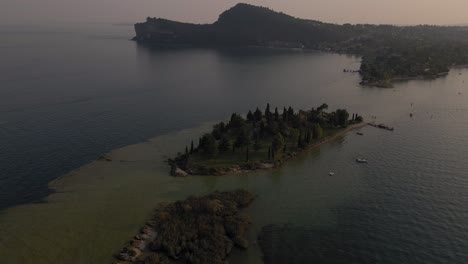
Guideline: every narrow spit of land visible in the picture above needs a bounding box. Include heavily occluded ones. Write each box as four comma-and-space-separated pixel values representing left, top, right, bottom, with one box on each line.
170, 104, 364, 176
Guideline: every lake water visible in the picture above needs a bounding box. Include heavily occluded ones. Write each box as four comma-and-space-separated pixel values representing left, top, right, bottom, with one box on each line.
1, 23, 468, 263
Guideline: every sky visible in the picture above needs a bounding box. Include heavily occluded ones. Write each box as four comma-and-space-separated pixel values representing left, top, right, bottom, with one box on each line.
2, 0, 468, 25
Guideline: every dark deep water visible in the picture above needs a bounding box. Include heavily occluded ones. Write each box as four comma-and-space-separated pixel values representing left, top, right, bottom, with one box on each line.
2, 23, 468, 264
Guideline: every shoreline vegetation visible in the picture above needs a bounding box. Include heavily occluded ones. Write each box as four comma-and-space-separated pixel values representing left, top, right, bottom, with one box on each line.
170, 104, 364, 177
133, 3, 468, 87
115, 190, 255, 264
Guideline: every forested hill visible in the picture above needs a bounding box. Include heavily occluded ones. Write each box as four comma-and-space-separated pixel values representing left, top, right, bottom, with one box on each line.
134, 3, 468, 87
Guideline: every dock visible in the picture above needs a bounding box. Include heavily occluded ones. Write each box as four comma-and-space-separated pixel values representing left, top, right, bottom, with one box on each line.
368, 122, 394, 131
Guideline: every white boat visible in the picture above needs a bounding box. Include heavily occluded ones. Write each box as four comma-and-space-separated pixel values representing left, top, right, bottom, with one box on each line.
329, 172, 335, 176
356, 158, 368, 163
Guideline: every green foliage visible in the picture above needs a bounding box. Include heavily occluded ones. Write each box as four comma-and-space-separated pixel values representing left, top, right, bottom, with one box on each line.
148, 190, 255, 264
174, 103, 356, 172
317, 103, 328, 112
200, 133, 218, 157
235, 129, 251, 150
246, 110, 254, 122
253, 139, 261, 152
282, 107, 288, 122
218, 136, 232, 153
254, 108, 263, 122
335, 109, 350, 127
212, 122, 226, 140
229, 114, 245, 128
272, 133, 285, 152
312, 124, 323, 139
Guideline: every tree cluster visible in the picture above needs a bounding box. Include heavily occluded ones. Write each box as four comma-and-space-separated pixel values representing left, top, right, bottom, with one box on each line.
172, 104, 360, 172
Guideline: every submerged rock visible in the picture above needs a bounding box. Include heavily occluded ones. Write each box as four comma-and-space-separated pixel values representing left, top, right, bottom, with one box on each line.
173, 167, 189, 177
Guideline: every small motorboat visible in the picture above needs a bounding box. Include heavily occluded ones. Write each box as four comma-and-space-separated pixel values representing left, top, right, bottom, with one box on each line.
410, 113, 414, 117
329, 172, 335, 176
356, 158, 368, 163
356, 132, 364, 136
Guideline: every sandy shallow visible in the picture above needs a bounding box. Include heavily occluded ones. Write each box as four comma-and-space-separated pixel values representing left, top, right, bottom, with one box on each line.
0, 121, 364, 264
0, 123, 218, 263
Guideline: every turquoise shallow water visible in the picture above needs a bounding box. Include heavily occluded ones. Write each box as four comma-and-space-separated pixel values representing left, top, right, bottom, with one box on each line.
1, 23, 468, 263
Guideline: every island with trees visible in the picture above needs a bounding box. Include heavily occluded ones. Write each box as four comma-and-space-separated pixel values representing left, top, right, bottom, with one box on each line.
134, 3, 468, 87
170, 104, 364, 177
115, 189, 256, 264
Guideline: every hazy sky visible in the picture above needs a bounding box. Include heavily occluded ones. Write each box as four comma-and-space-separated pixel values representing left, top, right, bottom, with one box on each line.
2, 0, 468, 25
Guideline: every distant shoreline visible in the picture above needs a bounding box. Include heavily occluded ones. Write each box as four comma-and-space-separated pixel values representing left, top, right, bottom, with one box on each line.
360, 71, 451, 88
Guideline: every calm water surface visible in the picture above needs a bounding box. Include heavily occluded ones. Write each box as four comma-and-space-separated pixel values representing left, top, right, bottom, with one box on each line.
1, 24, 468, 263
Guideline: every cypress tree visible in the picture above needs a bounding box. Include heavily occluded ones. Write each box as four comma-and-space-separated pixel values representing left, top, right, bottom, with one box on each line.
265, 103, 271, 116
283, 107, 288, 121
246, 146, 249, 162
298, 132, 303, 148
254, 107, 263, 122
274, 107, 279, 121
190, 140, 194, 154
268, 147, 271, 160
265, 103, 272, 123
288, 106, 294, 118
185, 146, 189, 155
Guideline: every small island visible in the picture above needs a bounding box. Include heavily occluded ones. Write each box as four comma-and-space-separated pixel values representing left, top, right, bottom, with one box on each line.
115, 189, 255, 264
170, 104, 364, 176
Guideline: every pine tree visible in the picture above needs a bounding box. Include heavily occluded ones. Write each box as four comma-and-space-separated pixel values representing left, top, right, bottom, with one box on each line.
219, 136, 231, 153
247, 110, 254, 122
254, 107, 263, 122
200, 134, 218, 157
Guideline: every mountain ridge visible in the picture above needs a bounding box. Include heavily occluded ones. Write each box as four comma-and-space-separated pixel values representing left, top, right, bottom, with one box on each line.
134, 3, 468, 87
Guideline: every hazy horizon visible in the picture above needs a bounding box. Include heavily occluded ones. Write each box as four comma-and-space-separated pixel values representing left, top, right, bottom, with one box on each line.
2, 0, 468, 26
